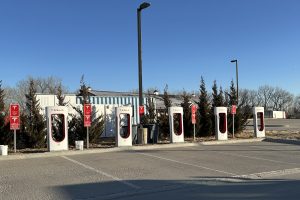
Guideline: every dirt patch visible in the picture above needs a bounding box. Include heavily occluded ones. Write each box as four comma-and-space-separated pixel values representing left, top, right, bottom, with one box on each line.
186, 129, 300, 141
266, 130, 300, 140
231, 129, 300, 140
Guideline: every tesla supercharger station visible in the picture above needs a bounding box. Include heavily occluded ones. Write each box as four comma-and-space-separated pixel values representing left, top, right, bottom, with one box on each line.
115, 106, 132, 147
253, 107, 265, 138
169, 107, 184, 143
214, 107, 228, 140
46, 106, 68, 151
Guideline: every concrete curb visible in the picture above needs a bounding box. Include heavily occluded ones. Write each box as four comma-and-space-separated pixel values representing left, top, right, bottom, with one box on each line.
131, 142, 199, 151
200, 138, 264, 145
3, 138, 286, 161
0, 142, 199, 161
0, 147, 122, 161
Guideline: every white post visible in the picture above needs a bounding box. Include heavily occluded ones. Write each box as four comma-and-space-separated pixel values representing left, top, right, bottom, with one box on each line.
232, 114, 235, 138
193, 124, 195, 141
104, 105, 107, 137
87, 127, 89, 149
14, 129, 16, 153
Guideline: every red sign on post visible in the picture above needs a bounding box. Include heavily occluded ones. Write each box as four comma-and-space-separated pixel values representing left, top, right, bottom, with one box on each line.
191, 104, 197, 114
191, 104, 197, 124
10, 104, 20, 116
84, 104, 91, 127
10, 117, 20, 129
84, 104, 91, 115
139, 106, 145, 115
231, 105, 237, 115
84, 115, 91, 127
191, 113, 196, 124
10, 103, 20, 130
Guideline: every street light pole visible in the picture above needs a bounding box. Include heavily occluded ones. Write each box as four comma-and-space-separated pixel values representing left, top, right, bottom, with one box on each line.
137, 2, 150, 126
231, 59, 239, 104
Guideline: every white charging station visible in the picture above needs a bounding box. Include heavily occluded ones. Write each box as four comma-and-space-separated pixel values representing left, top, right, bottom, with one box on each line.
253, 107, 265, 138
214, 107, 228, 140
115, 106, 132, 147
46, 106, 68, 151
168, 107, 184, 143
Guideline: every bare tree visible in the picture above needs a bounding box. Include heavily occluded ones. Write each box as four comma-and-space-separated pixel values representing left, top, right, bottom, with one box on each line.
271, 87, 294, 111
19, 76, 68, 94
239, 89, 251, 107
258, 85, 275, 110
4, 76, 68, 110
239, 89, 261, 107
294, 96, 300, 111
292, 95, 300, 118
4, 86, 27, 110
249, 89, 261, 106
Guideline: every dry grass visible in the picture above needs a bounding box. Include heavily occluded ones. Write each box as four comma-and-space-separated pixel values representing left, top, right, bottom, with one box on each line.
230, 129, 300, 140
266, 130, 300, 140
186, 129, 300, 141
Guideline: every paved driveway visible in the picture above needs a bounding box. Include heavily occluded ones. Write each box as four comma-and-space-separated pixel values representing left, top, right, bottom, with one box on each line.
1, 141, 300, 199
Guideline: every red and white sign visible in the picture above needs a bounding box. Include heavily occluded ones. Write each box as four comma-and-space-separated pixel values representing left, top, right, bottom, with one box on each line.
10, 103, 20, 130
84, 104, 91, 127
139, 106, 145, 115
10, 104, 20, 116
231, 105, 237, 115
191, 113, 196, 124
191, 104, 197, 124
84, 115, 91, 127
191, 104, 197, 114
10, 116, 20, 129
84, 104, 92, 116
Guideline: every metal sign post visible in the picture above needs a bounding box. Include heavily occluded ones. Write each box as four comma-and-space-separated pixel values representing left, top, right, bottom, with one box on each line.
191, 105, 197, 141
84, 104, 92, 149
14, 129, 16, 153
232, 114, 235, 138
231, 105, 236, 138
193, 123, 196, 141
10, 103, 20, 153
87, 127, 89, 149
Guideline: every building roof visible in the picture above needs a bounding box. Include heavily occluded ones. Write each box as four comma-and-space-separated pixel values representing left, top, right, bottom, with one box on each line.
86, 90, 200, 109
38, 90, 199, 110
88, 90, 138, 97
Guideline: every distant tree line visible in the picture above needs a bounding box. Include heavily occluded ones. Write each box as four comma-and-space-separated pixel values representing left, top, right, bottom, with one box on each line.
143, 78, 300, 138
239, 85, 294, 113
1, 75, 300, 148
0, 76, 104, 149
147, 78, 250, 138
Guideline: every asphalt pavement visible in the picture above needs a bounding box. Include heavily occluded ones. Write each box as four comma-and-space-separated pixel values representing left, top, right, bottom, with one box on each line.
247, 118, 300, 131
1, 141, 300, 200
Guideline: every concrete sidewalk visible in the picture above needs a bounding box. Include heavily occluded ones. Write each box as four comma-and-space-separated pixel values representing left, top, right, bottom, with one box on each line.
0, 138, 269, 161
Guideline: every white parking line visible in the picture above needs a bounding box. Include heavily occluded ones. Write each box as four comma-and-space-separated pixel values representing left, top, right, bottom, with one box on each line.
234, 168, 300, 179
177, 146, 300, 179
249, 145, 279, 150
61, 156, 140, 189
249, 145, 300, 151
185, 146, 300, 165
138, 152, 238, 176
213, 150, 299, 165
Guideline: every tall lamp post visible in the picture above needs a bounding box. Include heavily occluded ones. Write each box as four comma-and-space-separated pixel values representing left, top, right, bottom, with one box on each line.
137, 2, 150, 127
230, 59, 239, 104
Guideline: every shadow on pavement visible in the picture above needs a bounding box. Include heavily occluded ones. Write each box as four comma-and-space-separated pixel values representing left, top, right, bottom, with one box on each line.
53, 178, 300, 200
263, 138, 300, 146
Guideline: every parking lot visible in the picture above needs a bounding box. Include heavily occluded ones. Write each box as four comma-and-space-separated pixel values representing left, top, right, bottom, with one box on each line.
1, 141, 300, 200
247, 118, 300, 131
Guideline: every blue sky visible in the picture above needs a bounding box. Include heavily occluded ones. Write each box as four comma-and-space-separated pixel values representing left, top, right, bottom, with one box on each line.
0, 0, 299, 94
